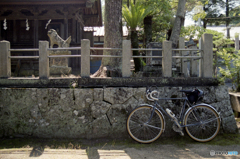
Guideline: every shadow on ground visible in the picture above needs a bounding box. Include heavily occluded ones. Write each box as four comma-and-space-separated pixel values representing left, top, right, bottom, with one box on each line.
0, 132, 240, 159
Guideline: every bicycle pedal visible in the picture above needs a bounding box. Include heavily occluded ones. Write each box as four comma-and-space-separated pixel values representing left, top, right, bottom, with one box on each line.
179, 131, 184, 136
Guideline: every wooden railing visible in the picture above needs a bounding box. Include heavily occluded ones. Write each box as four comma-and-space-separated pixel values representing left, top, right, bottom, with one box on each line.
0, 34, 213, 79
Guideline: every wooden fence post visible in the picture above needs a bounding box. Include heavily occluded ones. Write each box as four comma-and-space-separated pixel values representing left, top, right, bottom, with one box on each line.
235, 35, 239, 52
0, 41, 11, 78
200, 34, 213, 78
122, 40, 132, 77
190, 45, 199, 77
81, 39, 90, 77
179, 37, 188, 77
39, 41, 49, 79
162, 41, 172, 77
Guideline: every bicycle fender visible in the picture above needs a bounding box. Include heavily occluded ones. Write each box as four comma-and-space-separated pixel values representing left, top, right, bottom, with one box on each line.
184, 103, 221, 122
140, 104, 166, 132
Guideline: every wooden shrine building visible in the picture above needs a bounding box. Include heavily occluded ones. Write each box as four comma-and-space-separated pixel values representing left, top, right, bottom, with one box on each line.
0, 0, 102, 75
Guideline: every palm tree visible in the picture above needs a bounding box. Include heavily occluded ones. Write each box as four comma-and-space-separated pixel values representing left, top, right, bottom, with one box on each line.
123, 1, 151, 72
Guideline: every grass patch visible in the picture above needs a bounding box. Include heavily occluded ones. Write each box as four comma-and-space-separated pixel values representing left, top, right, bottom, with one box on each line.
204, 133, 240, 146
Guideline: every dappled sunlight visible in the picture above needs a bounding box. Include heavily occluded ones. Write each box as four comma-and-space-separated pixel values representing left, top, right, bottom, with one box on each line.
0, 143, 239, 159
0, 148, 88, 159
97, 150, 131, 159
0, 148, 131, 159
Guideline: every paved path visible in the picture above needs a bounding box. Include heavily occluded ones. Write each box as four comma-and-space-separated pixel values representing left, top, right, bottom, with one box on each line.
0, 144, 239, 159
0, 118, 239, 159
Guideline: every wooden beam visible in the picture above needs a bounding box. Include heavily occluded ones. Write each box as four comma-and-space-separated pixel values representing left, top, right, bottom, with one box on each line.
0, 0, 86, 5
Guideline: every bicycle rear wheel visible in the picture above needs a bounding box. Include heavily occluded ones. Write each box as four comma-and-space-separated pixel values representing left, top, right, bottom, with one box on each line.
127, 106, 164, 143
184, 105, 220, 142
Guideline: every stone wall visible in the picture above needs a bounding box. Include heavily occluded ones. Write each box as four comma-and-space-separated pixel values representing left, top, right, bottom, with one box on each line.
0, 85, 238, 139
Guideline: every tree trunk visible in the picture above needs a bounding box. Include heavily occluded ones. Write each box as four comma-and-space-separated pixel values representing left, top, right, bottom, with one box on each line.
169, 0, 186, 48
203, 20, 207, 28
131, 31, 141, 72
144, 15, 152, 48
226, 0, 230, 39
91, 0, 122, 77
203, 5, 207, 29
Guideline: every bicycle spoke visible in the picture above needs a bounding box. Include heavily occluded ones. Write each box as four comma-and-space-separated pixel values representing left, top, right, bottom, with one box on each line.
184, 106, 220, 142
127, 106, 164, 143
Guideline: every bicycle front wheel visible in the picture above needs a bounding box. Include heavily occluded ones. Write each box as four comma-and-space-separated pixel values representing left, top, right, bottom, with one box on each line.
127, 106, 164, 143
184, 105, 220, 142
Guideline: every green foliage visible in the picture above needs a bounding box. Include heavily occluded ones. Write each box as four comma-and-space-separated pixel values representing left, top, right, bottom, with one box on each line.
181, 25, 234, 50
229, 5, 240, 25
122, 1, 151, 31
218, 49, 240, 91
193, 0, 240, 26
204, 29, 234, 49
192, 1, 207, 21
180, 25, 206, 40
142, 0, 173, 42
123, 0, 173, 42
122, 1, 152, 72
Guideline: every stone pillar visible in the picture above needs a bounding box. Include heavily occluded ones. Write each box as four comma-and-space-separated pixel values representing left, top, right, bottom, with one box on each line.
81, 39, 90, 77
235, 35, 239, 52
0, 41, 11, 78
190, 45, 199, 77
200, 34, 213, 78
39, 41, 49, 79
162, 41, 172, 77
179, 37, 188, 77
122, 40, 132, 77
49, 50, 72, 76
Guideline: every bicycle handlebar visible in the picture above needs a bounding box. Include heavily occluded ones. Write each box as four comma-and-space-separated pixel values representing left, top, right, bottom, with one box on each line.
146, 89, 159, 101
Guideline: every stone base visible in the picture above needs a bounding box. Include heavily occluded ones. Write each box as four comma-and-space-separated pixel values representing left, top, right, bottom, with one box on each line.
49, 50, 72, 76
0, 85, 237, 138
50, 66, 72, 75
49, 50, 71, 67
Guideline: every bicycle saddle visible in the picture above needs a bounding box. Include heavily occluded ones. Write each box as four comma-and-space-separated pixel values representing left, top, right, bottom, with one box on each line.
179, 90, 194, 94
180, 89, 204, 104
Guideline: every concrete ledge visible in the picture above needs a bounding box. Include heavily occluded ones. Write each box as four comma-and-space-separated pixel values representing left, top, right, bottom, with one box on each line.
0, 77, 219, 88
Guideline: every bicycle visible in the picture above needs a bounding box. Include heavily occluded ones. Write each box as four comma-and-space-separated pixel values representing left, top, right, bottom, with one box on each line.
126, 86, 221, 143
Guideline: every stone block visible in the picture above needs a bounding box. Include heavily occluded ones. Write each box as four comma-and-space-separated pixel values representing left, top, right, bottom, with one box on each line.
74, 89, 93, 110
91, 115, 111, 138
104, 87, 134, 104
93, 88, 104, 101
90, 101, 111, 119
222, 115, 238, 133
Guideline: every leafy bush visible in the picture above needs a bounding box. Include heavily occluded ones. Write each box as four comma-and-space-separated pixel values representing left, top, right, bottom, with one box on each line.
218, 49, 240, 92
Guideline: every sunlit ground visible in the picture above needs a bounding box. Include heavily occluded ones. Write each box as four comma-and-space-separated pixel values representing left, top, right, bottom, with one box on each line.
0, 118, 239, 159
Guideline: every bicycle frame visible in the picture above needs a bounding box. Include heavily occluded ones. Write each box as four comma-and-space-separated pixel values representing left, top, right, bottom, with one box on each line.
142, 96, 220, 129
127, 88, 221, 143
